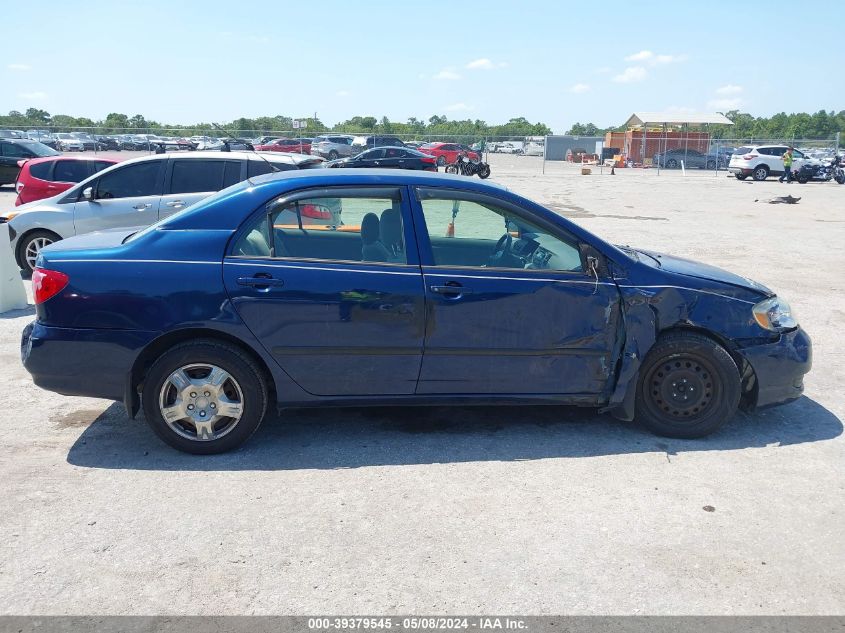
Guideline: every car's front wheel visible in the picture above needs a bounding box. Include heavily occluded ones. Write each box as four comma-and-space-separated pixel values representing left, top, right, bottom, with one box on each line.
142, 340, 268, 454
17, 230, 61, 272
734, 173, 747, 180
328, 150, 339, 160
635, 332, 740, 439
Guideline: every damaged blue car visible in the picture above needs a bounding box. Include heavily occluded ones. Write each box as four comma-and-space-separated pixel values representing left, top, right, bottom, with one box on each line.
21, 169, 811, 453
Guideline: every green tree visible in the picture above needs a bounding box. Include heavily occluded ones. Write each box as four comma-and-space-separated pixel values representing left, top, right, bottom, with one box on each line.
25, 108, 51, 123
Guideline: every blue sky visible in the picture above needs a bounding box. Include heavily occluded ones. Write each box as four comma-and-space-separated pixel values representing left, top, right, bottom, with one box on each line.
3, 1, 841, 133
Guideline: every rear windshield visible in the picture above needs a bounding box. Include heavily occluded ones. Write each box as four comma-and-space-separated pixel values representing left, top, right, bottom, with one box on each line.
734, 146, 753, 155
23, 141, 59, 157
28, 161, 53, 180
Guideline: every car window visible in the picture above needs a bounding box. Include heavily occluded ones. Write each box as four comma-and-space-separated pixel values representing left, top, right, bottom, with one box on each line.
417, 194, 583, 272
96, 161, 162, 199
385, 148, 401, 157
364, 149, 385, 159
247, 159, 295, 178
792, 150, 805, 159
1, 142, 30, 158
170, 159, 226, 194
223, 161, 243, 188
92, 161, 114, 173
28, 161, 54, 180
232, 190, 406, 264
53, 160, 91, 183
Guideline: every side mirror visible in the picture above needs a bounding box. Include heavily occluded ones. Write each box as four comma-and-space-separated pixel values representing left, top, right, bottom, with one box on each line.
82, 186, 94, 201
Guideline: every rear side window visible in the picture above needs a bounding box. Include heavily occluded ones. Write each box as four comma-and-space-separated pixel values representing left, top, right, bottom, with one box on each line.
735, 146, 752, 155
170, 160, 225, 194
223, 161, 243, 188
247, 159, 294, 178
53, 160, 90, 183
28, 161, 53, 180
91, 161, 114, 174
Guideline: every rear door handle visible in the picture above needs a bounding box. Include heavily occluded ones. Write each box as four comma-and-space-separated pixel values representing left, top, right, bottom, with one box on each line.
237, 275, 285, 288
430, 284, 473, 297
133, 203, 152, 210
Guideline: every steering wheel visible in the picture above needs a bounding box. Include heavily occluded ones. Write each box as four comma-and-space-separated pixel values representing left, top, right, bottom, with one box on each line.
488, 232, 515, 267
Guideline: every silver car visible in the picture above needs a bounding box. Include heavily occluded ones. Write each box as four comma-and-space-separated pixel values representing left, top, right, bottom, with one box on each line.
311, 135, 355, 160
3, 151, 324, 271
53, 133, 84, 152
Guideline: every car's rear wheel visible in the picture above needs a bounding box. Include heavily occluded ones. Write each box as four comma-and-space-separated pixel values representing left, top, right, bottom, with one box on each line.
141, 340, 268, 454
17, 230, 60, 272
706, 160, 716, 170
436, 156, 446, 166
328, 150, 339, 160
635, 332, 740, 439
752, 165, 769, 181
734, 173, 747, 180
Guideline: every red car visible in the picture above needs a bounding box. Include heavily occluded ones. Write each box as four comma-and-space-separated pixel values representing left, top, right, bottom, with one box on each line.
418, 142, 479, 167
254, 138, 311, 154
14, 156, 118, 206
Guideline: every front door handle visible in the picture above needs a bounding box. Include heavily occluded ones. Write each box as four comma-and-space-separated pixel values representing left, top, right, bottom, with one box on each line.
133, 203, 152, 210
166, 200, 185, 208
237, 275, 285, 288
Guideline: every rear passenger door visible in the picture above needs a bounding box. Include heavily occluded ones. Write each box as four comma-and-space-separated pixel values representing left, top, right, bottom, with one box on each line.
160, 158, 243, 218
223, 186, 426, 396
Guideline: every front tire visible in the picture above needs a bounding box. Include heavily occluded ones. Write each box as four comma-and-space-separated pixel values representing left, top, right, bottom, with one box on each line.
666, 158, 678, 168
477, 165, 491, 179
635, 332, 740, 439
141, 340, 268, 454
735, 174, 747, 180
17, 230, 60, 272
328, 150, 339, 160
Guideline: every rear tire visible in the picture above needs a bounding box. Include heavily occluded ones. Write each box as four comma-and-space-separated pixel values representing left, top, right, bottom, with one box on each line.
734, 174, 747, 180
666, 158, 678, 168
635, 332, 740, 439
141, 340, 268, 454
445, 165, 459, 174
706, 160, 716, 170
328, 150, 339, 160
478, 165, 491, 179
752, 165, 769, 181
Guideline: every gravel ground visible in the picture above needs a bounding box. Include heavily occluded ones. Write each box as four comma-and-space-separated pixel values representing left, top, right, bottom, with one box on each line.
0, 155, 843, 615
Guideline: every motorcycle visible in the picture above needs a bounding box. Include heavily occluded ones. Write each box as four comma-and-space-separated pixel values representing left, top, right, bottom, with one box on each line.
794, 155, 845, 184
445, 152, 491, 179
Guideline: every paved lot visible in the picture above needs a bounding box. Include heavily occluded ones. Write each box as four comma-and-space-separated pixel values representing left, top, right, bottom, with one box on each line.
0, 155, 843, 615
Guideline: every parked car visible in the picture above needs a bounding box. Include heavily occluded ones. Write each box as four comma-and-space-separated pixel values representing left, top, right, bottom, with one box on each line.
3, 151, 324, 271
0, 139, 60, 185
0, 130, 27, 139
326, 146, 437, 170
418, 142, 479, 167
20, 170, 811, 454
26, 130, 58, 149
255, 138, 311, 154
94, 135, 122, 151
69, 133, 98, 151
53, 133, 84, 152
728, 145, 808, 181
652, 148, 728, 170
310, 135, 355, 160
350, 135, 406, 154
495, 142, 523, 154
14, 155, 117, 206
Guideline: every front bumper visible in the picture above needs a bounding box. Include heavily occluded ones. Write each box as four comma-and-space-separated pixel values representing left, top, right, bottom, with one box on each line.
738, 327, 812, 408
21, 321, 157, 401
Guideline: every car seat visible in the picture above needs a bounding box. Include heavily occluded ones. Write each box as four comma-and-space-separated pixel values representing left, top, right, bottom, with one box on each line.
379, 208, 403, 262
361, 213, 390, 262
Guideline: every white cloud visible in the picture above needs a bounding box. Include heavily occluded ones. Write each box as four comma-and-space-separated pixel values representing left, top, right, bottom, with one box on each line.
569, 83, 591, 94
625, 50, 653, 62
465, 58, 507, 70
8, 63, 31, 71
708, 98, 743, 110
613, 66, 647, 83
716, 84, 743, 95
444, 102, 473, 112
335, 90, 351, 97
433, 68, 461, 80
623, 51, 687, 66
18, 91, 47, 100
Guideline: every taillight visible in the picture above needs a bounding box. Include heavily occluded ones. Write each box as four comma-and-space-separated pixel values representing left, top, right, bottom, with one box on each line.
15, 182, 24, 193
17, 159, 28, 168
421, 156, 436, 164
300, 203, 332, 220
743, 153, 756, 160
32, 268, 69, 304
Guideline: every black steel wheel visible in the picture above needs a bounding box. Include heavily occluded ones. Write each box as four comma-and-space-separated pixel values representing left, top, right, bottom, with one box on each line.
635, 332, 740, 438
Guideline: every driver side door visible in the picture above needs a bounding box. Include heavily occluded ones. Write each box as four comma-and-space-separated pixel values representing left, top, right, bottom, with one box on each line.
411, 187, 622, 396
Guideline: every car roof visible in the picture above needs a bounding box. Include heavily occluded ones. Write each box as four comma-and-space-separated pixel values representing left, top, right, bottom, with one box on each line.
248, 167, 506, 190
97, 150, 320, 167
24, 155, 118, 165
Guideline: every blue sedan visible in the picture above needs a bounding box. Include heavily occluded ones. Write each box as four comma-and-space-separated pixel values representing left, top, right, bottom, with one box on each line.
21, 169, 811, 453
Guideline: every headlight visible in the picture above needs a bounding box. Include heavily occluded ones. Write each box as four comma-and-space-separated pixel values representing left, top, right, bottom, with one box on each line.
753, 297, 798, 332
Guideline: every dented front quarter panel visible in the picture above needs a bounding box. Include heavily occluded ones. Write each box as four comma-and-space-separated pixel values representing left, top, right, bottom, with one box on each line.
604, 259, 773, 420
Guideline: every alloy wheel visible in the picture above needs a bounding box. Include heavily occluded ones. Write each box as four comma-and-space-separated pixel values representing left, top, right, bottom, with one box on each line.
25, 236, 54, 270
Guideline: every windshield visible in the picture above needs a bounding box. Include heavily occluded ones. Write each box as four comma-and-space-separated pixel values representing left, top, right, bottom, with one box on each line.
23, 141, 60, 157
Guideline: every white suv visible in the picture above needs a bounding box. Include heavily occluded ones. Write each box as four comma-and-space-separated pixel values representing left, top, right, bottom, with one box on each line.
728, 145, 807, 181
